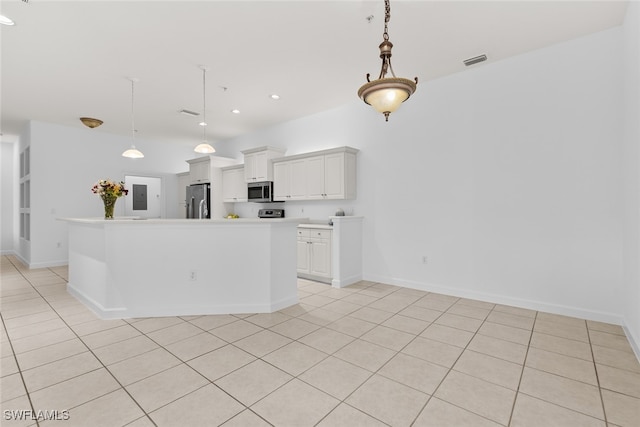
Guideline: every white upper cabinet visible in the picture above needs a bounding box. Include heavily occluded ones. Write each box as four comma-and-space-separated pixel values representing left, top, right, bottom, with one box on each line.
241, 146, 286, 182
274, 158, 307, 201
222, 166, 247, 202
305, 156, 326, 199
187, 156, 210, 184
273, 147, 358, 201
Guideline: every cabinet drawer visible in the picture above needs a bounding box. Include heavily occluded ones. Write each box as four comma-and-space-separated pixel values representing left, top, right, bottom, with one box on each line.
297, 229, 311, 238
309, 229, 331, 239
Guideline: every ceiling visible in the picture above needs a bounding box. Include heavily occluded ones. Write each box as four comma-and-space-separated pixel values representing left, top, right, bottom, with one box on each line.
0, 0, 629, 148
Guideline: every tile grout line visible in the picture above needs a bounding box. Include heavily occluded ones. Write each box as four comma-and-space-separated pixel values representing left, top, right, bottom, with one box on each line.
505, 310, 538, 427
3, 256, 158, 427
122, 317, 255, 424
4, 260, 637, 426
407, 299, 517, 427
586, 322, 610, 425
0, 295, 40, 427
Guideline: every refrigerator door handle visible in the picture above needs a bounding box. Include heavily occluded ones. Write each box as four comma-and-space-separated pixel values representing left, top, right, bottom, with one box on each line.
203, 186, 209, 218
188, 196, 195, 219
199, 199, 205, 219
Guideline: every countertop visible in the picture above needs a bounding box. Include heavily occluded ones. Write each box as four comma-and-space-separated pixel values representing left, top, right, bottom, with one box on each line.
59, 217, 309, 225
298, 223, 333, 230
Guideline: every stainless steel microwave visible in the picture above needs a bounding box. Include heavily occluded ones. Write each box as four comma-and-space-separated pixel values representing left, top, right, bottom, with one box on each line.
247, 181, 274, 203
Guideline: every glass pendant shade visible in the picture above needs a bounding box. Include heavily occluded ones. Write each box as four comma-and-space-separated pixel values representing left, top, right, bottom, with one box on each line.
358, 77, 416, 115
194, 143, 215, 154
122, 146, 144, 158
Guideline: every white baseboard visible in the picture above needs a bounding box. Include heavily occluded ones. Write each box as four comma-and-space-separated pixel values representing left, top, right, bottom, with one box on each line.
363, 273, 639, 362
68, 282, 300, 320
365, 273, 624, 324
332, 273, 363, 288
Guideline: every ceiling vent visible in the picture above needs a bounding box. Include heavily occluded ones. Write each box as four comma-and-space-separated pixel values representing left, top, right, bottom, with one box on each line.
179, 109, 199, 117
463, 54, 487, 67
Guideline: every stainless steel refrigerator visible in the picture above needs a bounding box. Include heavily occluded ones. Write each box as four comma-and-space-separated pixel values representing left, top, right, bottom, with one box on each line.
186, 183, 210, 219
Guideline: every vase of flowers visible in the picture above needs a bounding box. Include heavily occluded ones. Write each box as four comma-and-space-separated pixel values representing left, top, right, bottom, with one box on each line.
91, 179, 129, 219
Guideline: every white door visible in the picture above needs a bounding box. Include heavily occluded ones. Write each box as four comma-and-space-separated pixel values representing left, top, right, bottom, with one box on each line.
124, 175, 162, 218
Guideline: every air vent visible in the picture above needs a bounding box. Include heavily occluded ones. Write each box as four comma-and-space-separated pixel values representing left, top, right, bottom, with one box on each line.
463, 54, 487, 67
179, 109, 199, 117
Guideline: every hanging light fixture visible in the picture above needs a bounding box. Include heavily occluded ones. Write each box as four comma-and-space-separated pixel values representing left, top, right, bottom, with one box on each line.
194, 66, 215, 154
122, 78, 144, 158
80, 117, 103, 128
357, 0, 418, 122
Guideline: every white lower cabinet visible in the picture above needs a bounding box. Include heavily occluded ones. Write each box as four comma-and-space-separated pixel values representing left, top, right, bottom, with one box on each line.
297, 228, 332, 282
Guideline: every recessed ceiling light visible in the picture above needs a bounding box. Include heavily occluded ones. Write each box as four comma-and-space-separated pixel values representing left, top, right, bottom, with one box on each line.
231, 109, 240, 114
199, 122, 207, 126
270, 94, 280, 100
0, 15, 15, 26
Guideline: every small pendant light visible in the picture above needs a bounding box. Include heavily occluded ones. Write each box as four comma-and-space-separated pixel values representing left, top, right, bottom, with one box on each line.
358, 0, 418, 121
122, 78, 144, 158
194, 66, 215, 154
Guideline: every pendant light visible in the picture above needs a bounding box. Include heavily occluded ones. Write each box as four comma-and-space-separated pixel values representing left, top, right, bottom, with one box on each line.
194, 66, 215, 154
357, 0, 418, 121
122, 78, 144, 158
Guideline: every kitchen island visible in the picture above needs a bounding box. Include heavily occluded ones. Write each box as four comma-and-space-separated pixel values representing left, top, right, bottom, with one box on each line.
61, 217, 305, 319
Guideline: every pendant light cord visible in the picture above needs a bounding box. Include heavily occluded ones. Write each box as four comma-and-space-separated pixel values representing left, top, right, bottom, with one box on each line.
131, 79, 136, 140
202, 67, 207, 142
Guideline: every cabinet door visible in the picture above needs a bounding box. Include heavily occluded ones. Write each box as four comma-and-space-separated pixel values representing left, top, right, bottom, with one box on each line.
232, 169, 247, 201
223, 168, 247, 202
190, 160, 210, 184
254, 151, 269, 181
310, 237, 331, 277
289, 159, 308, 200
222, 169, 235, 201
273, 162, 290, 201
324, 153, 345, 199
297, 238, 310, 273
244, 153, 256, 182
306, 156, 325, 199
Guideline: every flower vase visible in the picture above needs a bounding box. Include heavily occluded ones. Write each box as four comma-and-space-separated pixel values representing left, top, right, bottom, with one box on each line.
103, 196, 117, 219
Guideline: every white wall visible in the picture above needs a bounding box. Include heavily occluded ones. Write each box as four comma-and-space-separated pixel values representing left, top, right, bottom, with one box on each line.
621, 1, 640, 355
217, 26, 630, 332
21, 121, 194, 267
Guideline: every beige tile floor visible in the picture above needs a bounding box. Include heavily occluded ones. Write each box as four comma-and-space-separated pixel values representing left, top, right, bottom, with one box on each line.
1, 254, 639, 427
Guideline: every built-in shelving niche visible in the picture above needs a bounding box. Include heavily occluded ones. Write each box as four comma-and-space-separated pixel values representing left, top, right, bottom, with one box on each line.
19, 147, 30, 241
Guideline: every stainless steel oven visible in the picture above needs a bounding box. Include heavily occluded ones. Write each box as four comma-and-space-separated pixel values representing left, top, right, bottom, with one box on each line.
248, 181, 273, 203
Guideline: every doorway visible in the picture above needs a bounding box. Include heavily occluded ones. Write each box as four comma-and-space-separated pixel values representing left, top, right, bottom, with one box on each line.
124, 175, 162, 218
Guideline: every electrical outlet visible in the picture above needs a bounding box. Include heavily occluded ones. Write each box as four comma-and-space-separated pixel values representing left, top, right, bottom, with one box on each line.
189, 270, 197, 281
422, 256, 428, 265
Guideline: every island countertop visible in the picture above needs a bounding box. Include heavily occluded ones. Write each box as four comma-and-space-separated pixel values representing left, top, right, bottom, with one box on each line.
61, 216, 305, 319
60, 217, 308, 225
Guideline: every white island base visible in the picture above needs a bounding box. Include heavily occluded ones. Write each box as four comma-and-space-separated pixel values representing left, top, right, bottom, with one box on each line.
62, 218, 304, 319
